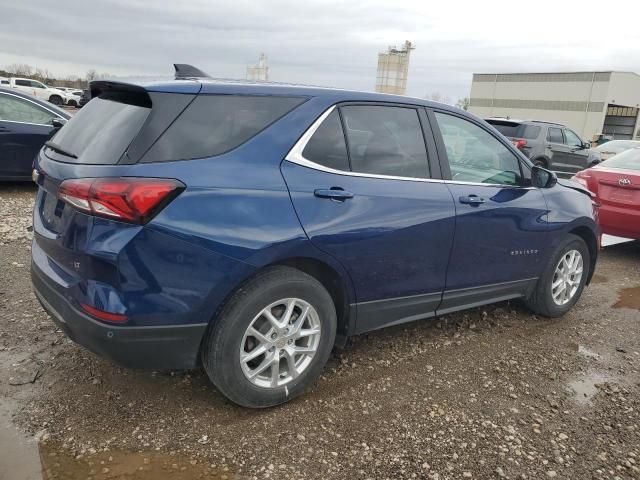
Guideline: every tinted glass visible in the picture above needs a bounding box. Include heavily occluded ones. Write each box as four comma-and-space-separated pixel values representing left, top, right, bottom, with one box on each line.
340, 105, 429, 178
302, 110, 349, 171
0, 93, 56, 124
49, 94, 151, 164
143, 95, 304, 162
15, 79, 30, 87
548, 127, 564, 143
490, 122, 542, 140
564, 129, 582, 147
435, 112, 522, 186
519, 125, 541, 139
601, 148, 640, 171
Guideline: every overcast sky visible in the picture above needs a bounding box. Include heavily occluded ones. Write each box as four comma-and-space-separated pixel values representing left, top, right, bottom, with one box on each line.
2, 0, 639, 101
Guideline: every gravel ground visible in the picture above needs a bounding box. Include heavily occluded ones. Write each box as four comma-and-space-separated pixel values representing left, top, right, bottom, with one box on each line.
1, 182, 639, 480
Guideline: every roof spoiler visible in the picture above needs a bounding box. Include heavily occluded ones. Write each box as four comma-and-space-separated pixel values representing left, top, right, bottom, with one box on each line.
174, 64, 211, 79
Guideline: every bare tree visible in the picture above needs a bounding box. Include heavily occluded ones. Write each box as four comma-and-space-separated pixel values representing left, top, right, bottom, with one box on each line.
6, 63, 34, 76
455, 97, 470, 111
86, 69, 98, 82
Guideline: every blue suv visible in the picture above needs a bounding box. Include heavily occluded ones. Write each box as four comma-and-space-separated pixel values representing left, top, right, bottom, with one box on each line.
31, 65, 598, 408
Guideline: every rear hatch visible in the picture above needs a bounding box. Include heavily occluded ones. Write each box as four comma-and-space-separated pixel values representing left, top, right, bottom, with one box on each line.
485, 119, 540, 158
33, 81, 199, 281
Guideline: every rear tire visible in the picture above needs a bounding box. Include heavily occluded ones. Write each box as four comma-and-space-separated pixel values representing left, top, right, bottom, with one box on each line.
202, 266, 336, 408
533, 158, 548, 168
526, 234, 589, 317
49, 95, 63, 106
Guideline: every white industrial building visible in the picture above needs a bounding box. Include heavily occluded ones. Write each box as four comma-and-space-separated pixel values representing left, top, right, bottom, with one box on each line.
468, 71, 640, 141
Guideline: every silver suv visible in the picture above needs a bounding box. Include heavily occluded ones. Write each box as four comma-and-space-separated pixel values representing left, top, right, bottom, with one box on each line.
485, 118, 601, 174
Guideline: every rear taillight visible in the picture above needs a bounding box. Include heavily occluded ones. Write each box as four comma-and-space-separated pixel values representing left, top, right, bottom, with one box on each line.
511, 139, 527, 149
58, 177, 184, 224
571, 172, 590, 190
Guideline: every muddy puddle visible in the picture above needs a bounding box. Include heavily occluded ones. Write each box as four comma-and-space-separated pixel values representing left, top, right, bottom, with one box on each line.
40, 443, 240, 480
567, 371, 616, 405
0, 401, 42, 480
613, 286, 640, 311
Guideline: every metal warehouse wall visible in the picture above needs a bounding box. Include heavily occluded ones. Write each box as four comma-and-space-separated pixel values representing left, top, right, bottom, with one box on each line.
467, 72, 636, 140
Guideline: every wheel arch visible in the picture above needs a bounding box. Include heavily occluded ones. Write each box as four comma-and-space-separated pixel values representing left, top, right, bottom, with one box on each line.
568, 225, 597, 285
200, 255, 355, 361
272, 257, 353, 345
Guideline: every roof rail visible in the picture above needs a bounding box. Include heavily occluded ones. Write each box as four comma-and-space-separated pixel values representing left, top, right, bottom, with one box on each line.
530, 119, 563, 126
174, 64, 211, 79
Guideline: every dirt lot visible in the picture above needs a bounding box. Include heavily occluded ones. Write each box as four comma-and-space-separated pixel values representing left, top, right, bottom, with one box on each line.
1, 182, 639, 480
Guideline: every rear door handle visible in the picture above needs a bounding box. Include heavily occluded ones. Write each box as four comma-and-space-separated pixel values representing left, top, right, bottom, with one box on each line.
314, 188, 354, 201
459, 195, 485, 205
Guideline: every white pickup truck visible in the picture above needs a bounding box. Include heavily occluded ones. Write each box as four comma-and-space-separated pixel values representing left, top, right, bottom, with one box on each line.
7, 77, 67, 105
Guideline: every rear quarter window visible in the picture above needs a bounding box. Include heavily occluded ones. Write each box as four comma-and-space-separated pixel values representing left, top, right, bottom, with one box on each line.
141, 95, 306, 163
518, 125, 541, 139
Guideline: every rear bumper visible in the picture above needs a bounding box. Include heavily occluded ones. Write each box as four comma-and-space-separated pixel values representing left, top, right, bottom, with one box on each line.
32, 264, 207, 370
598, 204, 640, 240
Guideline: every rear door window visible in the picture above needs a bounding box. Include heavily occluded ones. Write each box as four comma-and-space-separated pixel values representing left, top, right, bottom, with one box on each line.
46, 92, 151, 164
547, 127, 564, 144
301, 110, 349, 171
339, 105, 429, 178
142, 95, 305, 162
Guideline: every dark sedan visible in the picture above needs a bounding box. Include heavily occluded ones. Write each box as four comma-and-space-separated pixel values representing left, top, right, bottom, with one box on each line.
0, 87, 71, 180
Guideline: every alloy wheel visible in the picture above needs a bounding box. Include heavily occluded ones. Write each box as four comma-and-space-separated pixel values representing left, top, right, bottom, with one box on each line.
239, 298, 321, 389
551, 249, 584, 306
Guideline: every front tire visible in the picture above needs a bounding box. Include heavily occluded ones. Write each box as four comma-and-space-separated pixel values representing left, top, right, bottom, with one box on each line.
526, 234, 590, 317
202, 266, 337, 408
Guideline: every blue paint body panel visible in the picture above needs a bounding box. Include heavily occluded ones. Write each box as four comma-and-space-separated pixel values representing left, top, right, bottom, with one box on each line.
30, 78, 598, 370
0, 87, 71, 180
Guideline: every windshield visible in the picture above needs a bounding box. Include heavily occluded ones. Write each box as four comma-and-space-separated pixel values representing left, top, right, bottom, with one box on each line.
594, 140, 640, 153
600, 148, 640, 171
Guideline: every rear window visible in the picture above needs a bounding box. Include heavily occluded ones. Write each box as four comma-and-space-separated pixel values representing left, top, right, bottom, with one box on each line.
594, 140, 640, 153
601, 148, 640, 171
47, 92, 151, 164
141, 95, 305, 163
487, 121, 541, 139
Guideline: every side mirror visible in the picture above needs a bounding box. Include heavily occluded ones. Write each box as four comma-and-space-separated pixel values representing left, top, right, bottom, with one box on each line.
531, 165, 557, 188
582, 141, 591, 149
51, 117, 67, 129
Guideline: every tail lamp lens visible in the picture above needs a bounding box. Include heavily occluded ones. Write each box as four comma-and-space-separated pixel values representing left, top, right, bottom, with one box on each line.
511, 139, 527, 149
58, 177, 184, 224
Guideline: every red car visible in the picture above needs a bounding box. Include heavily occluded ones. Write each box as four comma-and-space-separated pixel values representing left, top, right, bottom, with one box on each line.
573, 148, 640, 239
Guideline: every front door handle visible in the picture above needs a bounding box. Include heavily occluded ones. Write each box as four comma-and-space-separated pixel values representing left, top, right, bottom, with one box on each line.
314, 188, 354, 201
459, 195, 485, 205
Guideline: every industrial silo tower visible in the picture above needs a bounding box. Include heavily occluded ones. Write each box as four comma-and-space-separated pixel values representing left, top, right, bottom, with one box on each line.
375, 41, 414, 95
246, 53, 269, 81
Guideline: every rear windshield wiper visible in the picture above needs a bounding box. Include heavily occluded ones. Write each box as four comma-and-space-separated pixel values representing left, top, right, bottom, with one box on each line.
44, 141, 78, 159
